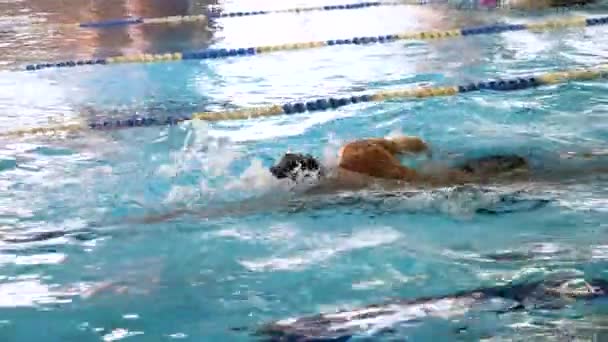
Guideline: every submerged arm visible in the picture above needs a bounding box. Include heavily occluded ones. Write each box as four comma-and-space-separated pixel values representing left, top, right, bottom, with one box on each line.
128, 193, 299, 224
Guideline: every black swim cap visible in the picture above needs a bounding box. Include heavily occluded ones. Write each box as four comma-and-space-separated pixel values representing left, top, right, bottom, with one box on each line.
269, 153, 322, 181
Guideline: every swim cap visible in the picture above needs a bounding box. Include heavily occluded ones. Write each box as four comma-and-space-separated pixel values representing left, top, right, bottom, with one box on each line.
269, 153, 323, 182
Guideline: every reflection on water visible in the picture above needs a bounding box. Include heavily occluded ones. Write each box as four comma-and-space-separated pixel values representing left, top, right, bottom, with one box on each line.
0, 1, 503, 135
0, 0, 504, 70
0, 0, 215, 69
0, 0, 221, 132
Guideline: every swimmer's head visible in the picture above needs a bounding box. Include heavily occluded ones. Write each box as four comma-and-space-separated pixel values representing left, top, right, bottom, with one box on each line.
269, 153, 323, 182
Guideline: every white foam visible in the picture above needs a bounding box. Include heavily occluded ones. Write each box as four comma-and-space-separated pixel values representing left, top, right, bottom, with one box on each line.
4, 253, 66, 266
529, 242, 564, 255
102, 328, 143, 342
352, 279, 386, 290
210, 222, 299, 243
591, 245, 608, 260
321, 132, 343, 171
386, 266, 427, 284
167, 333, 188, 339
557, 197, 608, 213
157, 123, 249, 203
276, 317, 298, 326
240, 227, 401, 272
209, 110, 357, 143
225, 158, 281, 193
0, 279, 76, 307
163, 185, 200, 206
326, 297, 476, 335
202, 141, 242, 178
156, 163, 178, 178
375, 186, 506, 218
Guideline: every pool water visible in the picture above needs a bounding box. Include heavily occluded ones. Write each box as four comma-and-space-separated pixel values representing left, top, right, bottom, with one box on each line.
1, 0, 608, 341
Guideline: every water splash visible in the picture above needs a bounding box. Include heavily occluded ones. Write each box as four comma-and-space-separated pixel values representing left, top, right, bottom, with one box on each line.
225, 158, 281, 193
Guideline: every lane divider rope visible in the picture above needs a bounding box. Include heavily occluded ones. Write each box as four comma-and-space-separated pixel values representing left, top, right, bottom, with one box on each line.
42, 1, 428, 29
25, 15, 608, 71
39, 0, 595, 30
4, 64, 607, 137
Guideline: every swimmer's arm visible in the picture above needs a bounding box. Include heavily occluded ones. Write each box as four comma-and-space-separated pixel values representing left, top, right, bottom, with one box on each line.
131, 206, 244, 224
129, 194, 292, 224
127, 208, 195, 224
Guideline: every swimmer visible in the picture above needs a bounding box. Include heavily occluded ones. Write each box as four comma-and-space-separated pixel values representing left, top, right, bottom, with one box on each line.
131, 135, 605, 224
132, 136, 548, 224
254, 275, 608, 341
269, 135, 530, 193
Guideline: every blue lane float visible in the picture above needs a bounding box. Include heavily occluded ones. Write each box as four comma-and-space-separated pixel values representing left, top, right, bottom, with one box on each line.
4, 64, 607, 137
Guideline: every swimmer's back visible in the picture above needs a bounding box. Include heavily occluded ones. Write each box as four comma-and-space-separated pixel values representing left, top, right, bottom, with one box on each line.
338, 139, 419, 181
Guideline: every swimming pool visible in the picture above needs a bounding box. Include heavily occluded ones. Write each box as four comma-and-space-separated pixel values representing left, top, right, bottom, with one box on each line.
1, 0, 608, 340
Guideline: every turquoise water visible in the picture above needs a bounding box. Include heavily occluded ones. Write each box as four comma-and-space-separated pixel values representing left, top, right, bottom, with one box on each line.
1, 1, 608, 341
